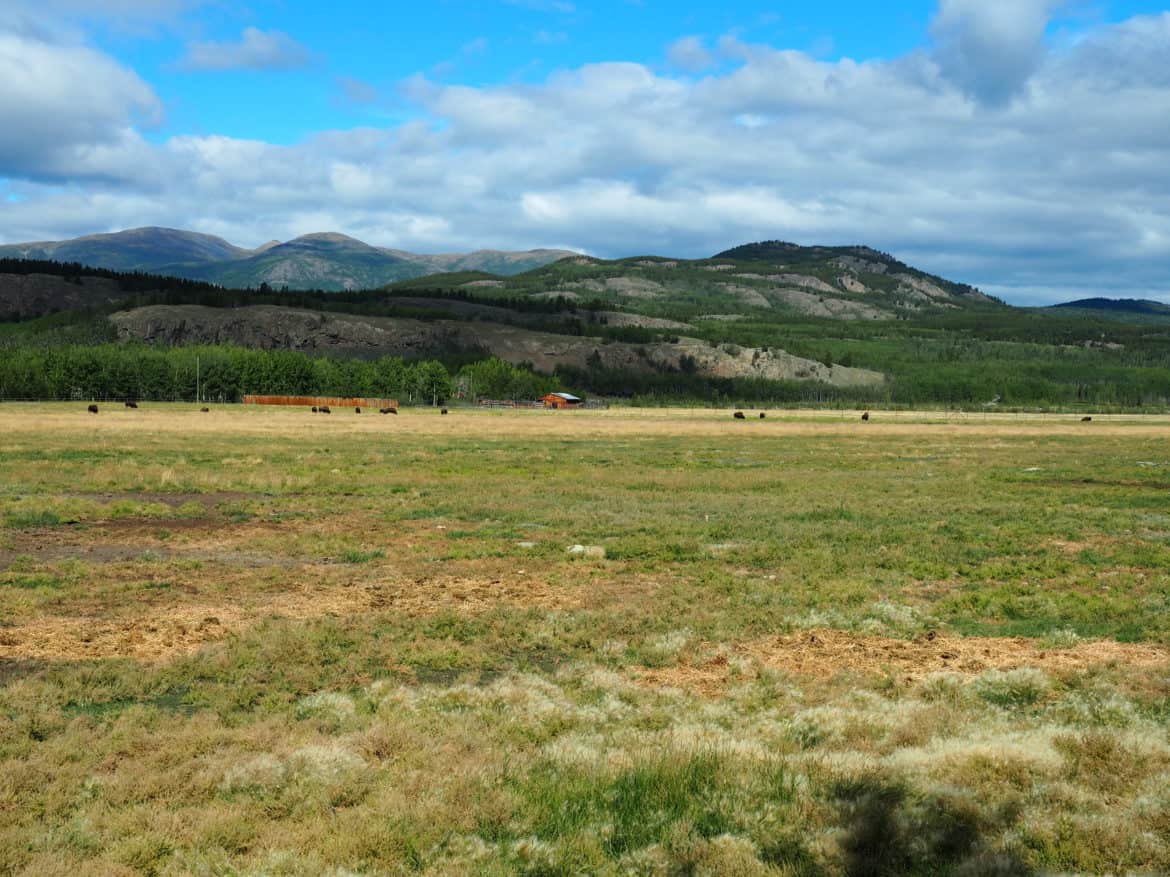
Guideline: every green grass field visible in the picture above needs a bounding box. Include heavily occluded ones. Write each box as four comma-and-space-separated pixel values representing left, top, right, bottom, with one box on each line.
1, 404, 1169, 875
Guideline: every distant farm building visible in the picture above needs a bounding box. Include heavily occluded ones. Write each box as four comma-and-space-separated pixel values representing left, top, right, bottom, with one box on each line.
541, 392, 583, 409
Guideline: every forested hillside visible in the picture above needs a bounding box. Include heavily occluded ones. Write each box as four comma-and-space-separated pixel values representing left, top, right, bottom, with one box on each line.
2, 248, 1169, 410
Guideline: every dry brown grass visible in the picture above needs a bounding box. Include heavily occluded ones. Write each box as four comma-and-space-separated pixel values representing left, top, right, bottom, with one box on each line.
637, 629, 1170, 695
4, 400, 1170, 440
3, 402, 1170, 874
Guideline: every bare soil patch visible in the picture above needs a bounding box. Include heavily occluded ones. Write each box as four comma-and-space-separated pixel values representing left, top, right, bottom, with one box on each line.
638, 629, 1170, 695
0, 566, 582, 661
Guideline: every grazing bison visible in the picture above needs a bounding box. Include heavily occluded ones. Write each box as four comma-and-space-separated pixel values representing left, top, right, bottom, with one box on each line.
319, 406, 331, 414
124, 401, 138, 409
759, 412, 766, 419
87, 404, 98, 414
200, 407, 210, 413
387, 407, 398, 415
861, 411, 870, 421
355, 407, 361, 414
733, 411, 746, 420
440, 408, 448, 415
312, 406, 318, 413
1082, 416, 1093, 422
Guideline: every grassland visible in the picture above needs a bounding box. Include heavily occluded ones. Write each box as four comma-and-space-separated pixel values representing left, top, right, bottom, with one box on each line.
1, 404, 1169, 876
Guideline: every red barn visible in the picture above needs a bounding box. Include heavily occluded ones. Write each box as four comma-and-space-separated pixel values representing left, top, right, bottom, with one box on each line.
540, 392, 583, 409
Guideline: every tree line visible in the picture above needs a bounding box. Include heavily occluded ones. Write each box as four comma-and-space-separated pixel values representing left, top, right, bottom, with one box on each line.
0, 345, 562, 406
2, 341, 1165, 410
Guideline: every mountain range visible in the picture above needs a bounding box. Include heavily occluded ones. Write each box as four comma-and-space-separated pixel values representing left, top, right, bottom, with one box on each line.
2, 230, 1168, 406
0, 227, 577, 292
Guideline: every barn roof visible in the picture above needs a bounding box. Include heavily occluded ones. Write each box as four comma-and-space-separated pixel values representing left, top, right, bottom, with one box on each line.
547, 392, 581, 402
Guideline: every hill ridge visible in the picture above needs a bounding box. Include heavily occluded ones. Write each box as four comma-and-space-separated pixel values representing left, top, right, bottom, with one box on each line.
0, 228, 577, 291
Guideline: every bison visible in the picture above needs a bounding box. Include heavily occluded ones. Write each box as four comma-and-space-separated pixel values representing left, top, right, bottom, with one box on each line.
319, 406, 331, 414
862, 411, 870, 422
200, 407, 210, 413
759, 412, 766, 419
124, 401, 138, 409
355, 407, 361, 414
312, 406, 318, 413
733, 411, 746, 420
387, 407, 398, 415
1081, 416, 1093, 422
87, 404, 98, 414
440, 408, 448, 415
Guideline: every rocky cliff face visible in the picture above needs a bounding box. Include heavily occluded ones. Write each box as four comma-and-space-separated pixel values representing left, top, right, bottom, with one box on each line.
109, 304, 885, 388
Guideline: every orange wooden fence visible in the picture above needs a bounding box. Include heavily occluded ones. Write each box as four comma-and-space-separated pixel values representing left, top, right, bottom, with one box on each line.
243, 395, 398, 409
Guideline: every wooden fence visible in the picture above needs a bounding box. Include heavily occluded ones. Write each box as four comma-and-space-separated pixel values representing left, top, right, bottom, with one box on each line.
243, 395, 398, 409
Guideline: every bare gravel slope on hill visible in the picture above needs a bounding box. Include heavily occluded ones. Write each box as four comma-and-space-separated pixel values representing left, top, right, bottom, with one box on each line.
109, 304, 884, 387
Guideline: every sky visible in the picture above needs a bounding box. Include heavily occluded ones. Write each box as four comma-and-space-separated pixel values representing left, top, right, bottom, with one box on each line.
1, 1, 1168, 304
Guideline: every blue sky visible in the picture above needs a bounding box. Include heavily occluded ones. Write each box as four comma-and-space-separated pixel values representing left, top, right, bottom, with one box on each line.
83, 0, 1161, 143
72, 2, 938, 145
2, 0, 1169, 303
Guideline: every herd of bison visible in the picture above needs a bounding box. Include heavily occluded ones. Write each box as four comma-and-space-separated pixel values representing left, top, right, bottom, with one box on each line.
81, 403, 1096, 422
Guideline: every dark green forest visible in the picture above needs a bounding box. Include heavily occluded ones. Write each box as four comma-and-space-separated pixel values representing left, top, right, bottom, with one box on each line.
0, 346, 564, 407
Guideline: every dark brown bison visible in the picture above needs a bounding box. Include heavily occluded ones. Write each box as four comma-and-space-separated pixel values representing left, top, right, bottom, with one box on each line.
861, 411, 870, 421
355, 407, 361, 414
387, 407, 398, 415
87, 404, 98, 414
759, 412, 766, 419
320, 405, 331, 414
733, 411, 746, 420
1081, 416, 1093, 422
312, 406, 318, 413
124, 401, 138, 409
440, 408, 448, 415
200, 407, 210, 413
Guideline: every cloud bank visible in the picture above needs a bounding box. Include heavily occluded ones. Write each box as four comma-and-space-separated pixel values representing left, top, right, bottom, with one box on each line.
1, 7, 1169, 304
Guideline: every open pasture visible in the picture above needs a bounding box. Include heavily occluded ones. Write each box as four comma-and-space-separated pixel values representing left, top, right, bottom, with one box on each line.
2, 404, 1169, 875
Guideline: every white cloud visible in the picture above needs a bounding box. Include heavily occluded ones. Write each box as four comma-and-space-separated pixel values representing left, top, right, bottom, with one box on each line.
2, 8, 1170, 303
0, 31, 161, 180
180, 27, 311, 72
930, 0, 1064, 105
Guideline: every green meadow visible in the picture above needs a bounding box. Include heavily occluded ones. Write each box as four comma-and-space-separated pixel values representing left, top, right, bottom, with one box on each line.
1, 404, 1168, 876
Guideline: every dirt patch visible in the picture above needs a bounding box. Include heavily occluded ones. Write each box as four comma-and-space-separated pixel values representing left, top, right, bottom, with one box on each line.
1049, 536, 1127, 555
768, 287, 889, 321
364, 573, 581, 616
0, 583, 374, 661
0, 569, 582, 662
637, 629, 1170, 695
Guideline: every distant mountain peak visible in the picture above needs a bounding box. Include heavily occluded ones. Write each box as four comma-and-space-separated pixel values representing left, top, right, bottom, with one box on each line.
288, 232, 370, 245
0, 227, 575, 291
714, 240, 896, 264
